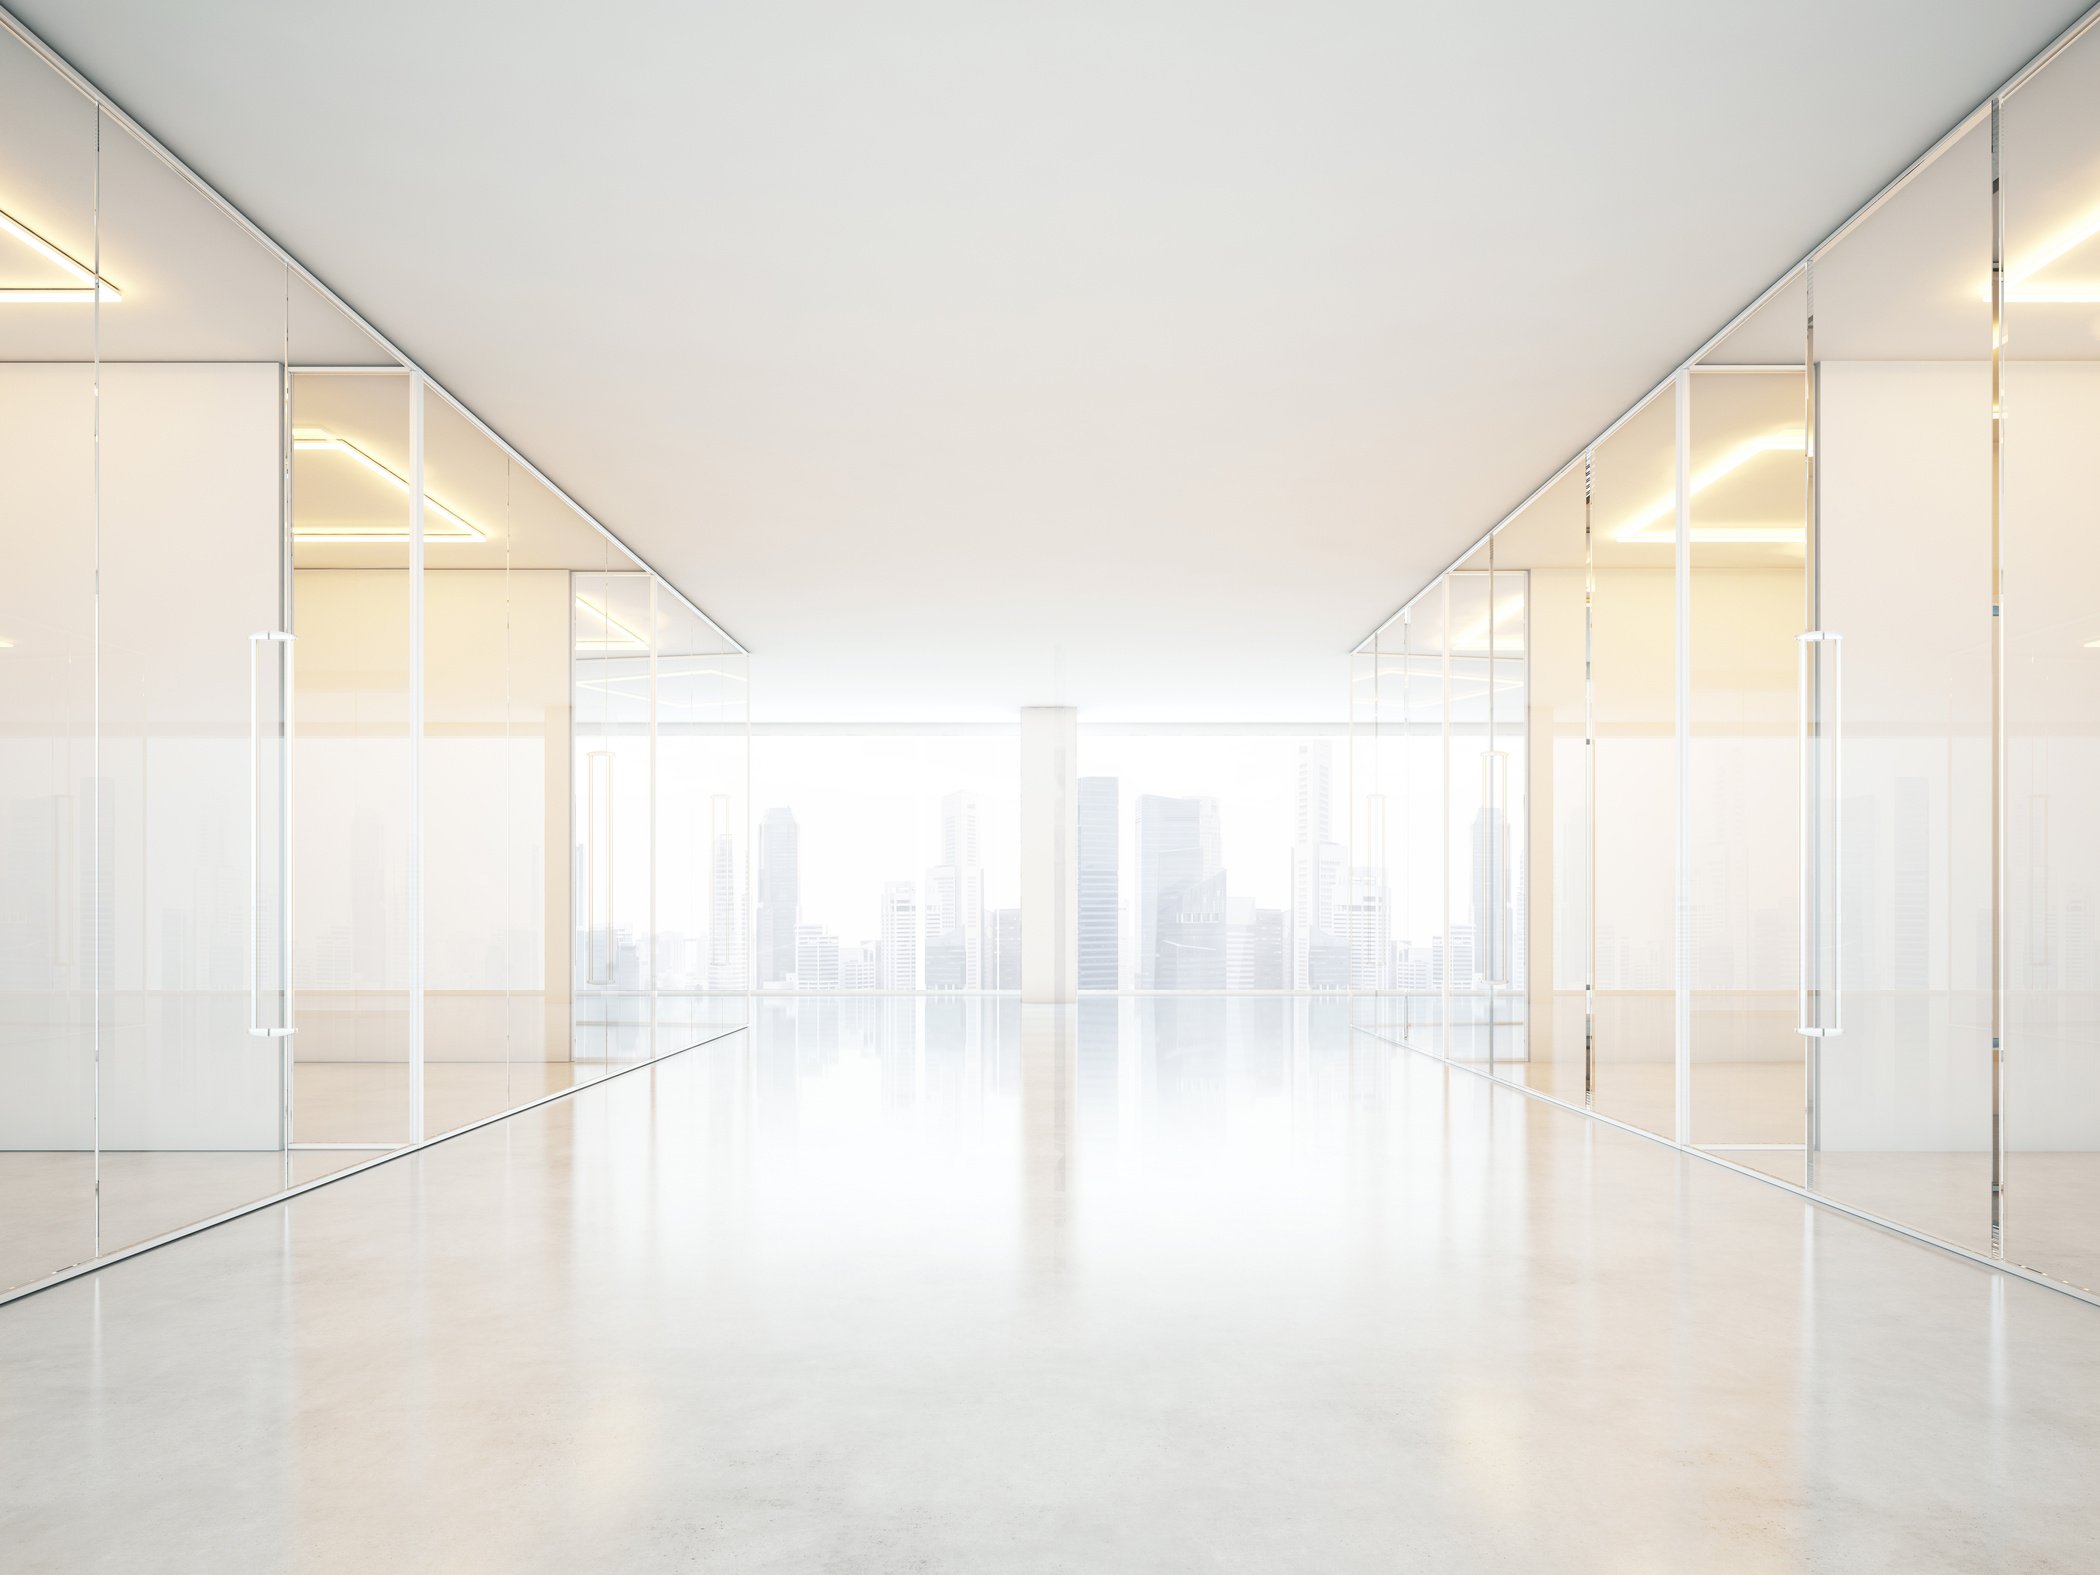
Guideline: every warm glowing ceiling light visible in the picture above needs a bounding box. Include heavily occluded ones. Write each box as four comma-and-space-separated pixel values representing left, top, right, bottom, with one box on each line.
576, 662, 750, 700
1991, 206, 2100, 304
1615, 430, 1806, 543
291, 432, 485, 542
0, 207, 121, 304
574, 593, 650, 652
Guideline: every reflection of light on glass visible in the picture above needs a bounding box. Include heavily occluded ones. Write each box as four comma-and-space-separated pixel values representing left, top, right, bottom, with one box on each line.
291, 432, 485, 542
1990, 206, 2100, 303
1615, 429, 1806, 543
0, 207, 121, 304
575, 593, 651, 652
1358, 655, 1520, 701
1451, 592, 1529, 654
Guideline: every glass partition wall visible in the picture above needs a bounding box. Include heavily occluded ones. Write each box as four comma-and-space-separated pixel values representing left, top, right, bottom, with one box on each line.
0, 20, 747, 1299
1352, 4, 2100, 1298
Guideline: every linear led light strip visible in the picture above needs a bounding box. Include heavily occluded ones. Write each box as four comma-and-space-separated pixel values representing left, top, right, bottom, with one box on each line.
589, 658, 749, 684
0, 206, 121, 303
575, 665, 751, 700
1615, 429, 1805, 543
291, 432, 485, 542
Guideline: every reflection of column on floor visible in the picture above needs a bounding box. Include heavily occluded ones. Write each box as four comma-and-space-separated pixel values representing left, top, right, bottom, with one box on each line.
1021, 1004, 1074, 1284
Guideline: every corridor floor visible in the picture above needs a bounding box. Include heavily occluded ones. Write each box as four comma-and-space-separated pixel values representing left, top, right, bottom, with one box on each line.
3, 997, 2097, 1573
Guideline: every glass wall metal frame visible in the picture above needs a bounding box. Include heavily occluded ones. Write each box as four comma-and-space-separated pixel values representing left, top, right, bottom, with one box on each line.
0, 11, 749, 1303
1350, 0, 2100, 1303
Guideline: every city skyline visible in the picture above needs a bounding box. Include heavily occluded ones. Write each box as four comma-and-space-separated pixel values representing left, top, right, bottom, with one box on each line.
741, 734, 1389, 992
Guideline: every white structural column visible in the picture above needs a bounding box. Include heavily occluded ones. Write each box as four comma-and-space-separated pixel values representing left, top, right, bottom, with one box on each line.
1019, 706, 1079, 1003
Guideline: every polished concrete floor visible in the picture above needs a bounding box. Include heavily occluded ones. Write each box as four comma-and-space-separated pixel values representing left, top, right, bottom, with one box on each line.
4, 996, 2100, 1572
0, 993, 752, 1295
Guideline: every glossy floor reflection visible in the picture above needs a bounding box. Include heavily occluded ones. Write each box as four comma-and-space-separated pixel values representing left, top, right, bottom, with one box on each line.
4, 997, 2099, 1573
0, 994, 750, 1295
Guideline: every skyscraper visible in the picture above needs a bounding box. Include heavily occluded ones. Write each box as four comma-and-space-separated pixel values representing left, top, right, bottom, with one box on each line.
756, 806, 799, 986
924, 789, 985, 989
880, 880, 918, 991
1348, 796, 1392, 991
1078, 776, 1118, 989
1343, 875, 1390, 991
793, 923, 840, 990
707, 793, 746, 989
1136, 794, 1226, 990
1290, 741, 1348, 989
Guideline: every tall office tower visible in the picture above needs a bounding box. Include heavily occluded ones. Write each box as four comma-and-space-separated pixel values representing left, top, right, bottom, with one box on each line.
989, 907, 1022, 990
1295, 739, 1333, 845
925, 789, 985, 988
1344, 802, 1392, 992
1078, 776, 1119, 989
1343, 874, 1391, 991
941, 788, 979, 868
756, 806, 800, 986
1136, 794, 1227, 990
1290, 740, 1349, 988
793, 923, 840, 991
707, 794, 746, 989
880, 881, 919, 991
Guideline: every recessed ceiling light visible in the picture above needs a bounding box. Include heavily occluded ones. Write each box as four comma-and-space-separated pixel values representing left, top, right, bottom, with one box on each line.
292, 432, 485, 542
0, 206, 121, 304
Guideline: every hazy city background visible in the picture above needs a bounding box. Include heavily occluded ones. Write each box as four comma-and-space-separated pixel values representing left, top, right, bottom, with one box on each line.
737, 731, 1512, 993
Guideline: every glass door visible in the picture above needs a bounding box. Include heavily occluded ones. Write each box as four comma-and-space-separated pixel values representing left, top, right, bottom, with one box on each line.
1447, 552, 1494, 1069
0, 33, 99, 1291
1808, 115, 1994, 1251
1684, 278, 1809, 1182
1485, 469, 1586, 1105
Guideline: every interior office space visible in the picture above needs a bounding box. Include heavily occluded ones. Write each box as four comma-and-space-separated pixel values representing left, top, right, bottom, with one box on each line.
7, 1, 2100, 1570
1348, 32, 2100, 1293
0, 28, 750, 1294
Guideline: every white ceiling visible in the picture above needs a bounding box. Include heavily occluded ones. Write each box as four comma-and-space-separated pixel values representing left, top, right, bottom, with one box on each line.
10, 0, 2090, 720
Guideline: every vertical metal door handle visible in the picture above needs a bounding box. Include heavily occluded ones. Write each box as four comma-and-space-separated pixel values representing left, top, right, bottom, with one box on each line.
1798, 630, 1842, 1039
586, 750, 614, 984
250, 631, 296, 1038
